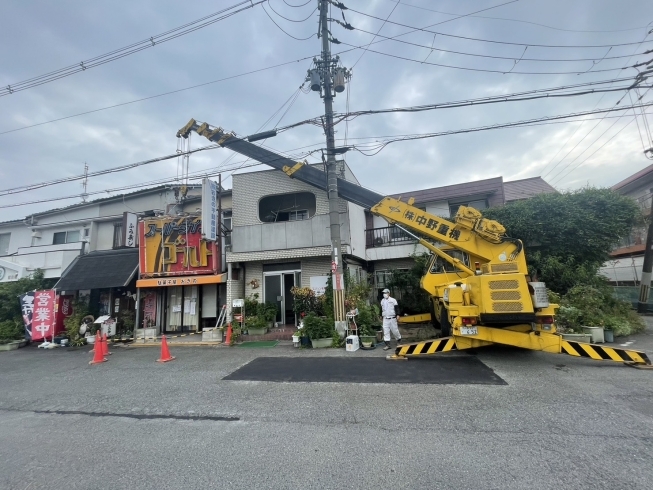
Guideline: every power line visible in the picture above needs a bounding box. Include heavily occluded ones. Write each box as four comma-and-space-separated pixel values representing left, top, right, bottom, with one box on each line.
329, 84, 652, 125
262, 2, 316, 40
0, 1, 265, 98
337, 42, 632, 75
383, 0, 652, 34
0, 54, 317, 136
347, 101, 653, 156
350, 25, 646, 63
267, 0, 317, 22
550, 117, 639, 186
345, 6, 653, 49
539, 29, 653, 177
0, 147, 322, 210
0, 145, 220, 196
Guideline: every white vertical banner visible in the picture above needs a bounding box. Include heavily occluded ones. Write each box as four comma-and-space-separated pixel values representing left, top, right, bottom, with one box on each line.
201, 178, 218, 242
122, 212, 138, 247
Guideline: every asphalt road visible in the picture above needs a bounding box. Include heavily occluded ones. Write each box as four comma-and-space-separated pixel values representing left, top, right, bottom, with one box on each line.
1, 324, 652, 490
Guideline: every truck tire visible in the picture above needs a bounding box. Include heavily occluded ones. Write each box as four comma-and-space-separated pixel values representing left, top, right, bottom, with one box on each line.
430, 300, 440, 330
439, 308, 452, 337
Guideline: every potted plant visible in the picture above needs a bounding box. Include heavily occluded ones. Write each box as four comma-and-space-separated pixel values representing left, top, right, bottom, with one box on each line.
355, 304, 378, 349
259, 302, 278, 329
246, 315, 268, 336
303, 313, 333, 348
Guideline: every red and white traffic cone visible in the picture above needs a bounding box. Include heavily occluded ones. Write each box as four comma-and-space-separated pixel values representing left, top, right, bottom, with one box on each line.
156, 336, 175, 363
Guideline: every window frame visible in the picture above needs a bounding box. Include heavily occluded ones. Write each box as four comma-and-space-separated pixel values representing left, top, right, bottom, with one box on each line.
0, 232, 10, 256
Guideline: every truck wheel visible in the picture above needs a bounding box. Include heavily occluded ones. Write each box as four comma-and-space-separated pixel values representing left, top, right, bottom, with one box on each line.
430, 301, 440, 329
439, 309, 451, 337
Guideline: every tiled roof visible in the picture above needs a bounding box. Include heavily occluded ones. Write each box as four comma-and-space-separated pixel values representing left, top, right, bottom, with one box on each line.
611, 163, 653, 193
503, 177, 557, 202
391, 177, 504, 204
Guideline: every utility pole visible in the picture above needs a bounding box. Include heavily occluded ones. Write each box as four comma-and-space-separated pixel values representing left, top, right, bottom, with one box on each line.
637, 187, 653, 313
308, 0, 350, 327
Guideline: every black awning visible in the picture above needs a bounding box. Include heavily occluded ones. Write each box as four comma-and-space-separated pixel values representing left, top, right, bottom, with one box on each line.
55, 248, 139, 291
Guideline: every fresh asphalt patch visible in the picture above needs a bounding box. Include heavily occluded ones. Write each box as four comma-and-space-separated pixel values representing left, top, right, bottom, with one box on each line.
223, 356, 506, 385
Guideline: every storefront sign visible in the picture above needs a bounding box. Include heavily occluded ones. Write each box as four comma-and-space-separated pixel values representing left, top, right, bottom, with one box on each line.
54, 295, 74, 334
122, 212, 138, 247
143, 292, 157, 325
138, 216, 219, 277
201, 178, 218, 242
136, 273, 226, 288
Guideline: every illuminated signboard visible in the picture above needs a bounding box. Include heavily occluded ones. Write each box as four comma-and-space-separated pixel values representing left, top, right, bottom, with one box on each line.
138, 217, 218, 277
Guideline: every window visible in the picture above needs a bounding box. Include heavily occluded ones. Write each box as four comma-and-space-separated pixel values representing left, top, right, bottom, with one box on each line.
259, 192, 316, 223
374, 269, 408, 289
222, 210, 232, 246
449, 199, 488, 218
288, 210, 308, 221
0, 233, 10, 255
53, 230, 80, 245
113, 223, 123, 248
429, 250, 470, 274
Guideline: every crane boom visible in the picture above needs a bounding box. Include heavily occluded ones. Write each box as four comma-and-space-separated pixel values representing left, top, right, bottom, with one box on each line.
175, 118, 652, 367
177, 119, 383, 209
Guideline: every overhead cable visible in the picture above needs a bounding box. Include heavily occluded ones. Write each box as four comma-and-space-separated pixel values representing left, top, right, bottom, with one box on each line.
345, 7, 653, 48
0, 0, 265, 97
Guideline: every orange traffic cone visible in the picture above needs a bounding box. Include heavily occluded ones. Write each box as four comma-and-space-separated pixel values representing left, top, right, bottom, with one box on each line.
89, 331, 100, 353
101, 333, 112, 356
89, 334, 107, 365
225, 323, 233, 346
156, 336, 175, 363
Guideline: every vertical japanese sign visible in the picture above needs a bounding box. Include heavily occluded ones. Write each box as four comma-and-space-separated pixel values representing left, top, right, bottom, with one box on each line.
201, 178, 218, 242
32, 290, 55, 341
122, 212, 138, 248
54, 295, 74, 334
143, 292, 157, 327
19, 291, 35, 338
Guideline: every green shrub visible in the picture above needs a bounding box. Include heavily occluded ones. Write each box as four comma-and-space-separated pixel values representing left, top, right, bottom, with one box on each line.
555, 284, 644, 336
303, 313, 333, 340
0, 320, 24, 342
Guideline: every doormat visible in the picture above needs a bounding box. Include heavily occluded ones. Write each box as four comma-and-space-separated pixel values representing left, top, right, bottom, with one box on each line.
235, 341, 279, 348
223, 356, 506, 385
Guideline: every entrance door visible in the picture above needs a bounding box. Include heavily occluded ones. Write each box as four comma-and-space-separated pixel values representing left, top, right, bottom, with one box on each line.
264, 272, 300, 325
264, 275, 282, 323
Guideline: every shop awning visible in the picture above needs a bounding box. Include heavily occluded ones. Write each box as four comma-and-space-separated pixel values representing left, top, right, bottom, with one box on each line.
54, 248, 139, 292
136, 273, 227, 288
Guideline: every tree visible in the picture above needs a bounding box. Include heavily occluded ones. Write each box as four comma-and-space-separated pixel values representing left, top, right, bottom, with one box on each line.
0, 270, 55, 324
483, 188, 641, 294
387, 253, 432, 315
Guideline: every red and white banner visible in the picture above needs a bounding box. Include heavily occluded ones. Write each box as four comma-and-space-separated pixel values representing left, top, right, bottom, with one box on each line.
32, 290, 56, 341
54, 294, 74, 336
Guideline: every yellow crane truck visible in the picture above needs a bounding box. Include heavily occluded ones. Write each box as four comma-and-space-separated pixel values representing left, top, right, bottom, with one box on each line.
177, 119, 651, 367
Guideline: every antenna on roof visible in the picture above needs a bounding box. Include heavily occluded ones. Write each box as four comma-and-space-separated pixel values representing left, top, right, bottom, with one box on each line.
81, 163, 88, 202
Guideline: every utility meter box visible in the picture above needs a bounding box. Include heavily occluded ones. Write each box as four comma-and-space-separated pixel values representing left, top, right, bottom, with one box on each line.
346, 335, 359, 352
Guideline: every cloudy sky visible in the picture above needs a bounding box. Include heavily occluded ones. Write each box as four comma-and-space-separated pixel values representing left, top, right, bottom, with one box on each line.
1, 0, 652, 220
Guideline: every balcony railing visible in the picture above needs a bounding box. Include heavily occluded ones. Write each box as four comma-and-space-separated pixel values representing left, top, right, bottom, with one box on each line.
365, 226, 417, 248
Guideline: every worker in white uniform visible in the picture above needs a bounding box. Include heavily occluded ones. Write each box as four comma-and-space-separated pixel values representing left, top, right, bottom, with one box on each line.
380, 288, 402, 350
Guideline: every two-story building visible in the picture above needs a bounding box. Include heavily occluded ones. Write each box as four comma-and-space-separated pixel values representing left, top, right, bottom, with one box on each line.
600, 163, 653, 285
225, 164, 367, 326
364, 176, 556, 299
1, 184, 231, 337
